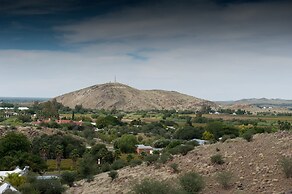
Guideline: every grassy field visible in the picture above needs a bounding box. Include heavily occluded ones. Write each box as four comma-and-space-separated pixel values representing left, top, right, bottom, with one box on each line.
202, 114, 292, 122
47, 159, 75, 171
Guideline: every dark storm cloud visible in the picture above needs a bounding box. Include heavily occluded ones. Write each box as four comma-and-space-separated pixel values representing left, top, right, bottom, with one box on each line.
56, 0, 292, 45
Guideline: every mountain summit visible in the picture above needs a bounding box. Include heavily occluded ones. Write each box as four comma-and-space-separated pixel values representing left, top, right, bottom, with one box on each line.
55, 82, 215, 111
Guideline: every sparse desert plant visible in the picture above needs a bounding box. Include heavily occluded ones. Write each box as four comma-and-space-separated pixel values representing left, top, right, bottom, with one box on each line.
280, 157, 292, 178
216, 171, 233, 189
159, 152, 173, 164
111, 159, 127, 170
242, 130, 254, 142
169, 163, 179, 173
179, 172, 205, 193
130, 159, 143, 167
169, 145, 194, 156
131, 179, 183, 194
144, 154, 159, 165
211, 154, 224, 165
108, 170, 118, 181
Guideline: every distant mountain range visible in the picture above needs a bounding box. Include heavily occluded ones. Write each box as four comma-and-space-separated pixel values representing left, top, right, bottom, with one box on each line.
0, 97, 49, 103
55, 82, 215, 111
217, 98, 292, 108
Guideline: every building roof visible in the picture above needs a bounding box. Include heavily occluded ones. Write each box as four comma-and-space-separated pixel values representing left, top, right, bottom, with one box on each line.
136, 144, 153, 149
0, 183, 18, 194
0, 166, 29, 178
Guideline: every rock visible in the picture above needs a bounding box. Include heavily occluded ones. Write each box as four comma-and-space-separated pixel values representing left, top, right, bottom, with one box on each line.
259, 153, 264, 158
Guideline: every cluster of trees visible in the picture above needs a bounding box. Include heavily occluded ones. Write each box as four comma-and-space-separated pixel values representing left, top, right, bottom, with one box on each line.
32, 133, 86, 160
0, 133, 47, 172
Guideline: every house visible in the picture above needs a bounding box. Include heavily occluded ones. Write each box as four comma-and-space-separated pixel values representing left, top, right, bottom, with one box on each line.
136, 144, 153, 154
0, 183, 19, 194
0, 166, 29, 178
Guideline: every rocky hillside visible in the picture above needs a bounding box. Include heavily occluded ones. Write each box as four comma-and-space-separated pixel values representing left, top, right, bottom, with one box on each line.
55, 83, 215, 111
67, 131, 292, 194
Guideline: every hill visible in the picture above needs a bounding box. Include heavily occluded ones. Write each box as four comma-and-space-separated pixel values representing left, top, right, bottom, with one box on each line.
55, 82, 215, 111
67, 131, 292, 194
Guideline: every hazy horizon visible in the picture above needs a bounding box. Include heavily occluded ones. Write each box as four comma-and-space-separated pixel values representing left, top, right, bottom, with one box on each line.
1, 0, 292, 101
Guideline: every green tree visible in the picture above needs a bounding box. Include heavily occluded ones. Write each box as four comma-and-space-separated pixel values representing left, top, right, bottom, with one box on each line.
39, 143, 49, 161
90, 144, 114, 164
61, 171, 76, 187
0, 132, 31, 156
114, 134, 138, 153
55, 145, 63, 173
70, 149, 79, 169
77, 153, 97, 181
174, 126, 204, 140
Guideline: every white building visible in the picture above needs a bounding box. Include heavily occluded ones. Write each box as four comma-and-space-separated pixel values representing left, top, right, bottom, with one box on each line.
0, 166, 29, 178
0, 183, 19, 194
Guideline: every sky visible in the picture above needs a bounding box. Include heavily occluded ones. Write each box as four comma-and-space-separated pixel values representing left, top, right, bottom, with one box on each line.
0, 0, 292, 101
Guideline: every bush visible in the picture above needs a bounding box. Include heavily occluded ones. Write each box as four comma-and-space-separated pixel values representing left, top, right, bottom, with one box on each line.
108, 170, 118, 181
33, 179, 65, 194
144, 154, 159, 165
111, 159, 127, 170
242, 130, 254, 142
77, 153, 97, 181
211, 154, 224, 165
61, 171, 76, 187
131, 179, 183, 194
216, 171, 233, 189
186, 140, 199, 147
100, 163, 111, 172
169, 145, 194, 156
159, 152, 173, 164
179, 172, 205, 193
169, 163, 179, 173
130, 159, 143, 167
280, 157, 292, 178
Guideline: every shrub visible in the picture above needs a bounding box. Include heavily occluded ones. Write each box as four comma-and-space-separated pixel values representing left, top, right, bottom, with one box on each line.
216, 171, 233, 189
242, 130, 254, 142
33, 179, 65, 194
186, 140, 199, 147
77, 153, 97, 180
179, 172, 205, 193
130, 159, 143, 167
211, 154, 224, 165
169, 145, 194, 156
131, 179, 182, 194
111, 159, 127, 170
169, 163, 179, 173
108, 170, 118, 181
144, 154, 159, 165
159, 152, 173, 164
100, 163, 111, 172
280, 157, 292, 178
61, 171, 76, 187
